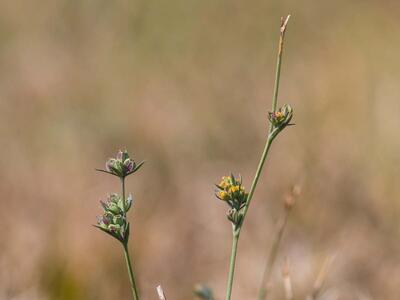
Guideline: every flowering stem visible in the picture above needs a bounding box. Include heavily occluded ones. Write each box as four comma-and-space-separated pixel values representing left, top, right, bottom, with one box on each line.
121, 177, 126, 212
121, 177, 139, 300
243, 14, 290, 226
123, 243, 140, 300
224, 15, 290, 300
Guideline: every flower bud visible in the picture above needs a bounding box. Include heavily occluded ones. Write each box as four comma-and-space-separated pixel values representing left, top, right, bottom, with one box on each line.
126, 194, 133, 212
268, 104, 293, 129
95, 193, 129, 243
227, 208, 244, 226
100, 150, 144, 178
123, 159, 135, 174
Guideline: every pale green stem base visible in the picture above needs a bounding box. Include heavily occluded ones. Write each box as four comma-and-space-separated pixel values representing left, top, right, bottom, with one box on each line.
123, 244, 140, 300
225, 230, 240, 300
225, 135, 274, 300
121, 177, 139, 300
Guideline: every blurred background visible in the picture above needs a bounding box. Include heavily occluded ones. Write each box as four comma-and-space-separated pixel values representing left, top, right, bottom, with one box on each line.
1, 0, 400, 299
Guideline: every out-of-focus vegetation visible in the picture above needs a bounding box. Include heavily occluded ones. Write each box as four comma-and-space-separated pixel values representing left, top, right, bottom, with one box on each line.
1, 0, 400, 299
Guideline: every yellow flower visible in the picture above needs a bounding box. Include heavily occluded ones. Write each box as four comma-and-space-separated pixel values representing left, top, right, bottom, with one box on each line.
229, 185, 240, 193
219, 176, 231, 189
216, 175, 247, 202
217, 191, 228, 201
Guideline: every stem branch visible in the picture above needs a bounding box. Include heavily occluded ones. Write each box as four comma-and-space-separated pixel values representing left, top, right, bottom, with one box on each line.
223, 15, 291, 300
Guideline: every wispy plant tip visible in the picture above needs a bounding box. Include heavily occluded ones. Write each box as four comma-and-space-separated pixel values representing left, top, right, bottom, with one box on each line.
281, 15, 291, 33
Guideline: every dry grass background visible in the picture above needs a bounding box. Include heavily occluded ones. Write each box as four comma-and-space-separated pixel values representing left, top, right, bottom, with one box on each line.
1, 0, 400, 299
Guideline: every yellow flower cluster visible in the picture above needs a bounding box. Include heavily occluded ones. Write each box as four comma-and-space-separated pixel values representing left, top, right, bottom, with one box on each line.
216, 176, 246, 202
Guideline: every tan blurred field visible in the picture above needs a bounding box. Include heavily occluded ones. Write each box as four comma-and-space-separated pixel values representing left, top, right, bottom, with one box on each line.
1, 0, 400, 299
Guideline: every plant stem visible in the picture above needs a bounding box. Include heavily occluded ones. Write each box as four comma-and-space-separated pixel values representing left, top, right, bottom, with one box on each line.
121, 177, 126, 212
257, 211, 290, 300
223, 15, 291, 300
123, 243, 140, 300
272, 15, 290, 113
242, 136, 274, 222
225, 230, 240, 300
242, 14, 290, 224
224, 135, 273, 300
121, 177, 139, 300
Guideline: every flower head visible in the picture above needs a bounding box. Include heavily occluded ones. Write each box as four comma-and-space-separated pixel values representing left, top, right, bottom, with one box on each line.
215, 174, 248, 226
98, 150, 144, 178
95, 193, 133, 243
268, 104, 293, 129
216, 175, 247, 204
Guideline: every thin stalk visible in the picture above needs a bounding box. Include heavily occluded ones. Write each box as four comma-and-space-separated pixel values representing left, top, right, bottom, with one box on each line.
272, 15, 291, 113
121, 177, 140, 300
225, 230, 240, 300
123, 243, 140, 300
243, 14, 291, 223
223, 15, 291, 300
121, 177, 126, 212
257, 211, 290, 300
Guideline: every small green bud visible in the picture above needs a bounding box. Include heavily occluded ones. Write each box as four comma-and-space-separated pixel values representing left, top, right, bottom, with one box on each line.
126, 194, 133, 212
100, 150, 143, 178
268, 104, 293, 129
118, 150, 130, 162
96, 193, 130, 243
226, 208, 244, 226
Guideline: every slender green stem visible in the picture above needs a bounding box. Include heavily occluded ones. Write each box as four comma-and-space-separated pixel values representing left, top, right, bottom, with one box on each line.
223, 15, 291, 300
121, 177, 126, 212
121, 177, 139, 300
272, 15, 290, 113
241, 136, 274, 222
224, 136, 273, 300
257, 211, 289, 300
242, 14, 290, 225
225, 230, 240, 300
123, 243, 140, 300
